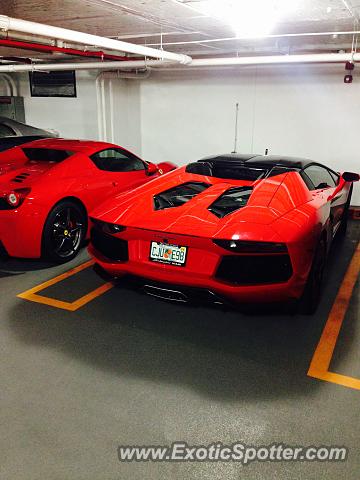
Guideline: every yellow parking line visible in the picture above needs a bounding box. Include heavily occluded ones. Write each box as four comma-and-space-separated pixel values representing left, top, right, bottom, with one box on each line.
308, 243, 360, 390
313, 371, 360, 390
17, 260, 114, 311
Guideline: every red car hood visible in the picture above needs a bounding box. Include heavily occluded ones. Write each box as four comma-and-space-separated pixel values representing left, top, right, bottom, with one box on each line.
91, 168, 312, 239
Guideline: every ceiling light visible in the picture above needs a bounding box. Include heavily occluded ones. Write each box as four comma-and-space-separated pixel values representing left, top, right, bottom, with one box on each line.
176, 0, 299, 38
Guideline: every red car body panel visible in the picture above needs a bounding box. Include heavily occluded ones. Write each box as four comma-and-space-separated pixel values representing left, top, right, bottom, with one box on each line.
0, 138, 175, 258
89, 154, 353, 304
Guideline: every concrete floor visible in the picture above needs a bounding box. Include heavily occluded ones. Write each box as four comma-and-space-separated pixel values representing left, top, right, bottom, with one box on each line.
0, 222, 359, 480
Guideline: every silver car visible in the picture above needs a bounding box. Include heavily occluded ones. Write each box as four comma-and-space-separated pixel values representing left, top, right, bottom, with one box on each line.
0, 117, 58, 152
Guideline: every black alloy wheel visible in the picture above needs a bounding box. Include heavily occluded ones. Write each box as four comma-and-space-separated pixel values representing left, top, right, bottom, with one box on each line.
42, 200, 87, 263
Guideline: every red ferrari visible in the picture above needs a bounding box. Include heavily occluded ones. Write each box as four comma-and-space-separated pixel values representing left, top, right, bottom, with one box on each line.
89, 154, 359, 313
0, 138, 175, 262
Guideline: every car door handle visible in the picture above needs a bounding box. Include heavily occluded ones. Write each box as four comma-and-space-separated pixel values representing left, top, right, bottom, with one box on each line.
112, 181, 118, 187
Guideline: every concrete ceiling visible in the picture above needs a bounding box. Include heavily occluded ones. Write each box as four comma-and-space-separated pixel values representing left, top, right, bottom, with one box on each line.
0, 0, 359, 61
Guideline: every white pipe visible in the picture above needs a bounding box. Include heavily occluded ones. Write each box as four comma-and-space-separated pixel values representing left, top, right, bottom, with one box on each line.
0, 53, 359, 73
95, 74, 104, 140
95, 69, 151, 142
101, 76, 107, 141
190, 53, 360, 67
0, 15, 192, 65
0, 59, 169, 72
109, 78, 114, 144
0, 73, 17, 95
146, 29, 360, 47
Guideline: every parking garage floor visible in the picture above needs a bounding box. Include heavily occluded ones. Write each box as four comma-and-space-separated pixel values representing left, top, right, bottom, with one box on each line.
1, 222, 359, 480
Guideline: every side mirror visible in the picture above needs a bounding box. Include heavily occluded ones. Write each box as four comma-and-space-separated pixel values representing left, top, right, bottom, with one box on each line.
146, 162, 158, 176
342, 171, 360, 182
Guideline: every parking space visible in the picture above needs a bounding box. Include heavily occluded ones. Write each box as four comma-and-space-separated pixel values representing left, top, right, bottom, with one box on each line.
17, 260, 113, 311
0, 221, 358, 479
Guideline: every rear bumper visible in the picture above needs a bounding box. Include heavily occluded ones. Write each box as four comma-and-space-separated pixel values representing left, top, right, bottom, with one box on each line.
91, 253, 304, 303
89, 226, 313, 304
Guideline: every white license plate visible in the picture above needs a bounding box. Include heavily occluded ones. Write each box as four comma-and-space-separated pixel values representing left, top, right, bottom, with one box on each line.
150, 241, 187, 266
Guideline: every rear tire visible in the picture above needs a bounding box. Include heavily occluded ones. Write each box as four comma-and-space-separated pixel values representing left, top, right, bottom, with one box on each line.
300, 237, 327, 315
42, 200, 87, 264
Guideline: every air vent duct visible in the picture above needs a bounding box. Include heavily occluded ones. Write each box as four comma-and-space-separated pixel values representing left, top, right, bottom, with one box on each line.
208, 187, 253, 218
11, 172, 30, 183
154, 182, 210, 211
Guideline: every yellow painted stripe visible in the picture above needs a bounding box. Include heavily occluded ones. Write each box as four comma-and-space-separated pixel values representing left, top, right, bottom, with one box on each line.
308, 242, 360, 390
314, 371, 360, 391
17, 259, 114, 311
19, 293, 78, 311
69, 282, 114, 311
17, 260, 95, 297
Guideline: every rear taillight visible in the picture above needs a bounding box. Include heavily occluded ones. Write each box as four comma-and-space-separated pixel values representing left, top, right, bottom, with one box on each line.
90, 217, 126, 235
1, 188, 31, 209
213, 239, 288, 254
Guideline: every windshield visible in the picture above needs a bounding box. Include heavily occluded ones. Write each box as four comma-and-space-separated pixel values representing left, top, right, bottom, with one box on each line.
186, 161, 268, 181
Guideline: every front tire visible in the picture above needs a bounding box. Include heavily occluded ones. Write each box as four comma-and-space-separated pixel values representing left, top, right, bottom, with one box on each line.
300, 237, 327, 315
42, 200, 87, 263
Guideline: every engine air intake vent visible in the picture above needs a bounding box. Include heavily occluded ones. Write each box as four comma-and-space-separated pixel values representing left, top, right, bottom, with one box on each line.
11, 172, 30, 183
154, 182, 210, 211
208, 187, 253, 218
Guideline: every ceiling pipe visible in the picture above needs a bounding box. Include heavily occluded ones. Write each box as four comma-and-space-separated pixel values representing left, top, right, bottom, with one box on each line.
188, 53, 360, 67
0, 16, 192, 65
0, 59, 170, 72
145, 29, 360, 48
0, 38, 131, 61
0, 53, 359, 73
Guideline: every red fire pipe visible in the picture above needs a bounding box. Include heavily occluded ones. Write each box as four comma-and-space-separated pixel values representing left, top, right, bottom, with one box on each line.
0, 38, 131, 61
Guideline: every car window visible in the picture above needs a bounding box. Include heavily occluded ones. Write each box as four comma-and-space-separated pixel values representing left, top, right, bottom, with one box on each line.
302, 165, 337, 190
328, 169, 340, 184
22, 148, 74, 162
91, 148, 145, 172
186, 161, 269, 181
0, 123, 16, 137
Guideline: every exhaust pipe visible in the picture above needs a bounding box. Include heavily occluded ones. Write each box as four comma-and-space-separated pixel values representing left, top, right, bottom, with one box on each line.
143, 284, 189, 303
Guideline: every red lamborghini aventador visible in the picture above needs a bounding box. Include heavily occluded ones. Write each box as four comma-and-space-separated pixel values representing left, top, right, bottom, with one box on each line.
0, 138, 175, 262
89, 154, 359, 312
